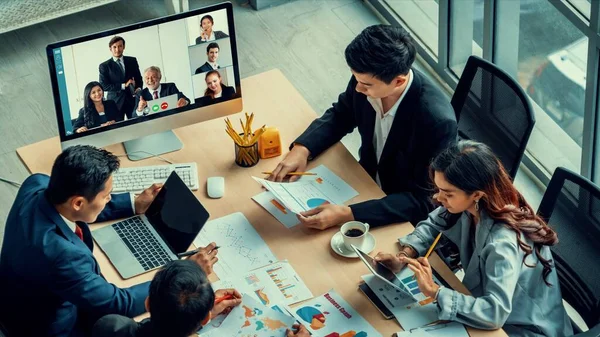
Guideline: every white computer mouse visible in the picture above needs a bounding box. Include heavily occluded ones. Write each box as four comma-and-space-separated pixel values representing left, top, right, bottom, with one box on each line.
207, 176, 225, 199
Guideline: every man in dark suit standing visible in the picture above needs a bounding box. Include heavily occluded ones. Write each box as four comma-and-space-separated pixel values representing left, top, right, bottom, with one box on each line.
195, 42, 220, 74
99, 36, 142, 119
135, 66, 190, 116
0, 146, 218, 337
268, 25, 457, 230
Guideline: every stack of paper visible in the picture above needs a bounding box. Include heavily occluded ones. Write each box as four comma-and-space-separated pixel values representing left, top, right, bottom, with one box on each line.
252, 165, 359, 227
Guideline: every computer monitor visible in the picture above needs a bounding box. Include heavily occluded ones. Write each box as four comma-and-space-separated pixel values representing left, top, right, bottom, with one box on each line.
46, 2, 242, 160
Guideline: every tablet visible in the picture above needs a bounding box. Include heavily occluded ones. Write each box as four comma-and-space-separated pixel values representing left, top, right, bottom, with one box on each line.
352, 245, 417, 301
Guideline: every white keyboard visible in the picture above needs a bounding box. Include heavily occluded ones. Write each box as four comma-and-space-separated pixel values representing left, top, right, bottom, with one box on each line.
113, 163, 199, 193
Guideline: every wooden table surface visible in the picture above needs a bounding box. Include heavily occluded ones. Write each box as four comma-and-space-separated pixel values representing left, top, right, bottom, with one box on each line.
16, 69, 506, 337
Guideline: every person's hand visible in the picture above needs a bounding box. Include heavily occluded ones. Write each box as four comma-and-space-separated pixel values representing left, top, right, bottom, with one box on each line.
176, 98, 188, 107
137, 97, 147, 112
268, 145, 310, 182
297, 204, 353, 230
125, 78, 135, 87
201, 30, 209, 41
188, 242, 219, 275
134, 183, 162, 214
210, 288, 242, 317
286, 324, 310, 337
400, 256, 439, 298
373, 252, 407, 273
76, 126, 88, 133
101, 120, 116, 127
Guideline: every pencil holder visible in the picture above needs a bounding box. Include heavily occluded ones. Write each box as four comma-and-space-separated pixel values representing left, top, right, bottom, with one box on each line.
234, 134, 260, 167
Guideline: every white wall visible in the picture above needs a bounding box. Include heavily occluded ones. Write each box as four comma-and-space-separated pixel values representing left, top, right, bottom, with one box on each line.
191, 66, 235, 98
61, 20, 195, 119
185, 9, 229, 46
188, 37, 233, 74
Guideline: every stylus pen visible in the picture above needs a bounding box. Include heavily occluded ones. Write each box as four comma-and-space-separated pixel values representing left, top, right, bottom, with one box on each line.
177, 245, 220, 258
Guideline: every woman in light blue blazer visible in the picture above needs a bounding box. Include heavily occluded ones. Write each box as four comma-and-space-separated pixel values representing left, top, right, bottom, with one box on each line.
375, 140, 573, 337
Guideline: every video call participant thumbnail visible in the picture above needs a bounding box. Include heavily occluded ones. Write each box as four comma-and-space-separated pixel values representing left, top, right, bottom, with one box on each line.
195, 42, 220, 74
73, 81, 121, 133
99, 36, 142, 120
135, 66, 190, 115
195, 14, 228, 44
196, 70, 235, 105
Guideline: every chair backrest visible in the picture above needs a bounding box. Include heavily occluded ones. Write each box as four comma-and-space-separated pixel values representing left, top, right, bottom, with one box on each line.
537, 167, 600, 328
451, 55, 535, 179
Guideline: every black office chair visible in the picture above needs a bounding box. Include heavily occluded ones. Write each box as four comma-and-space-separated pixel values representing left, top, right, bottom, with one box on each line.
537, 167, 600, 336
436, 55, 537, 271
452, 55, 535, 179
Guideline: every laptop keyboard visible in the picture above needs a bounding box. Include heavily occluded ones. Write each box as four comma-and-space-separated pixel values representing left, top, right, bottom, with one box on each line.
112, 217, 172, 271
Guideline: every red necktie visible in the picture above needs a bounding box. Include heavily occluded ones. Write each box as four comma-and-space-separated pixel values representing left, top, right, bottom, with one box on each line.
153, 91, 158, 99
75, 225, 84, 241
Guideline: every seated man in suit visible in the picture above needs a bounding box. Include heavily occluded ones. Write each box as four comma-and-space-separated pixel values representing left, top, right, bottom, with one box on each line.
0, 145, 218, 337
135, 66, 190, 116
268, 24, 457, 230
195, 14, 229, 44
195, 42, 220, 74
99, 36, 143, 120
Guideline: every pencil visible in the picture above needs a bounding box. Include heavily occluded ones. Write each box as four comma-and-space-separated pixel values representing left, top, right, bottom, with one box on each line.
424, 233, 443, 259
214, 294, 234, 305
261, 171, 317, 176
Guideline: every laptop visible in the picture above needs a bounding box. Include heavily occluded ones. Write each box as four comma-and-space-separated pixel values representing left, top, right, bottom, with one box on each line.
140, 93, 179, 115
94, 171, 210, 279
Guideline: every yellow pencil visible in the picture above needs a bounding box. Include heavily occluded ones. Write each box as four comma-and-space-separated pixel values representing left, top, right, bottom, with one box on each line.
424, 232, 443, 259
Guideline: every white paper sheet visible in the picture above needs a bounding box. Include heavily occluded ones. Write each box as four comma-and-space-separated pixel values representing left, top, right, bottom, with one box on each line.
193, 212, 277, 279
211, 260, 313, 307
287, 289, 382, 337
252, 165, 359, 226
395, 322, 469, 337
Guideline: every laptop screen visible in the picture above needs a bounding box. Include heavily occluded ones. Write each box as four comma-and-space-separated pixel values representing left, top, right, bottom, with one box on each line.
145, 171, 209, 253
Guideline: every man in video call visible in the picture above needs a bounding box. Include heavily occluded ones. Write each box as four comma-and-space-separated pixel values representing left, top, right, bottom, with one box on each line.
195, 42, 220, 74
135, 66, 190, 116
99, 36, 142, 120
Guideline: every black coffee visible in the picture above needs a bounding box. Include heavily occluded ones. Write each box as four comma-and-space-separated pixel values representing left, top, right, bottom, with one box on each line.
345, 229, 364, 237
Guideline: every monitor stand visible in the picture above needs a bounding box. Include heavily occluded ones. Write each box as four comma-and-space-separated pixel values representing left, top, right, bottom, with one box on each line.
123, 130, 183, 161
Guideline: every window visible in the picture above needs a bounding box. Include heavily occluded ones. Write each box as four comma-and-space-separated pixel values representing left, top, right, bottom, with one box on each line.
383, 0, 439, 57
517, 0, 586, 174
449, 0, 483, 76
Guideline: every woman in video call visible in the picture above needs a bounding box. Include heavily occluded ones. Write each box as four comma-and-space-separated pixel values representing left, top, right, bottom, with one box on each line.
73, 81, 121, 133
203, 70, 235, 100
195, 14, 228, 44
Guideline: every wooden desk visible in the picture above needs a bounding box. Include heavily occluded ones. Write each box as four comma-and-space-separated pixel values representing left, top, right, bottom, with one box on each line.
17, 69, 506, 337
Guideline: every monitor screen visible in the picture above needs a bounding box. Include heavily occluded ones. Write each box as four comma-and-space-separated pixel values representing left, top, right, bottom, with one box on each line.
46, 2, 242, 149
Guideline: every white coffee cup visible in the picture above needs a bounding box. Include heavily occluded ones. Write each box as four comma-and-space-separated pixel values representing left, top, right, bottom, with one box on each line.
340, 221, 370, 251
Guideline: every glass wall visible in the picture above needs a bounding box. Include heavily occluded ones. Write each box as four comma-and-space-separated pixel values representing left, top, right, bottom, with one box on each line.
369, 0, 600, 184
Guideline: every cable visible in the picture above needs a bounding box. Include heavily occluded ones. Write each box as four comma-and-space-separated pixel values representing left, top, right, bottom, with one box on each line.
115, 150, 174, 164
0, 176, 22, 188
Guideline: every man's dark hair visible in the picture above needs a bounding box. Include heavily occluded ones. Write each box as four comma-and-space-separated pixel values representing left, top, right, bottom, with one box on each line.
206, 42, 220, 53
200, 15, 214, 25
108, 36, 125, 48
46, 145, 120, 205
149, 260, 215, 337
344, 24, 416, 83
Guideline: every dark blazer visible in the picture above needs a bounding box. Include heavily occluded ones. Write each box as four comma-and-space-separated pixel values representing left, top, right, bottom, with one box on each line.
195, 85, 235, 106
72, 100, 122, 130
92, 315, 153, 337
195, 31, 228, 44
99, 56, 142, 119
0, 174, 150, 337
195, 62, 219, 74
134, 83, 190, 115
294, 70, 457, 227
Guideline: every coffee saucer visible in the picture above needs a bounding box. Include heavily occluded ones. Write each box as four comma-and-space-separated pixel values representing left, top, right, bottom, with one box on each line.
330, 231, 376, 258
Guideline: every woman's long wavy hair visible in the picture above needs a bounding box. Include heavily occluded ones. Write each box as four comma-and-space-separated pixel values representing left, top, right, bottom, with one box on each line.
82, 81, 103, 128
431, 140, 558, 285
204, 70, 222, 99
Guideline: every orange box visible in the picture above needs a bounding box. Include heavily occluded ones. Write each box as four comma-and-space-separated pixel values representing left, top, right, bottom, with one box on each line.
259, 126, 282, 159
